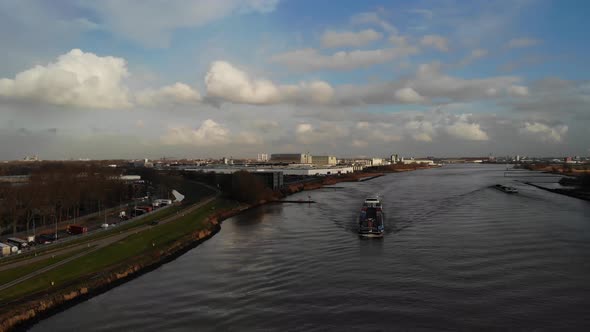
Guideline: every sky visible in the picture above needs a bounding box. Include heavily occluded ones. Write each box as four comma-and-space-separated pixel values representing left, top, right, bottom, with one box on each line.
0, 0, 589, 160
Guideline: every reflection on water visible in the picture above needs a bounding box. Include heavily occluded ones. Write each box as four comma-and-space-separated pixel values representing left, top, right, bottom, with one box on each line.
32, 165, 590, 331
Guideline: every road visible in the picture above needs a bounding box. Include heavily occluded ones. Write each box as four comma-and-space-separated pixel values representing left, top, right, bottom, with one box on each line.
0, 194, 218, 292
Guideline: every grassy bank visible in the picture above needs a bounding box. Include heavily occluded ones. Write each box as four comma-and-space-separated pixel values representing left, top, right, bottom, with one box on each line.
0, 198, 238, 304
0, 247, 94, 286
0, 204, 185, 267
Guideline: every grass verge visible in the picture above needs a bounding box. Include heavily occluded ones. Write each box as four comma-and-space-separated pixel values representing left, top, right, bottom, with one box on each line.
0, 247, 95, 286
0, 204, 185, 267
0, 198, 238, 303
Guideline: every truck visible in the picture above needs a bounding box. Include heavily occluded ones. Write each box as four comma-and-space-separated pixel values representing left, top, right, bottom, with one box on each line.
138, 205, 153, 213
0, 243, 12, 257
67, 224, 88, 235
6, 237, 28, 249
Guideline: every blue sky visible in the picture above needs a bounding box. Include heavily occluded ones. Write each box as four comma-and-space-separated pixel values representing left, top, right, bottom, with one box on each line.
0, 0, 588, 159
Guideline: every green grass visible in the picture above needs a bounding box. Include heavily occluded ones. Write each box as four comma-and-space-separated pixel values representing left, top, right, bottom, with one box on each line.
0, 198, 238, 303
0, 247, 94, 286
0, 204, 185, 267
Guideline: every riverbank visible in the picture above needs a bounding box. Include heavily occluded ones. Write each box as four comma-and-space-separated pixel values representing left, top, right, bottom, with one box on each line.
522, 182, 590, 202
0, 167, 432, 331
0, 199, 250, 331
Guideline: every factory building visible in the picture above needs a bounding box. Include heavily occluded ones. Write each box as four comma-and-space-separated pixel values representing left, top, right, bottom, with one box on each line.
185, 165, 354, 176
251, 172, 284, 190
311, 155, 337, 166
401, 159, 435, 165
271, 153, 312, 164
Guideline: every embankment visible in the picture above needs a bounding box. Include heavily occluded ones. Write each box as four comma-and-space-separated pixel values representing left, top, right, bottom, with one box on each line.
523, 182, 590, 202
0, 204, 249, 332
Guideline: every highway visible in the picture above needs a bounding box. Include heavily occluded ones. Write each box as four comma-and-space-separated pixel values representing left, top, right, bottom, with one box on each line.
0, 194, 218, 292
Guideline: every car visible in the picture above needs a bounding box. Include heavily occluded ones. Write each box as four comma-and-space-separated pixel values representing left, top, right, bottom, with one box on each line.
100, 223, 109, 229
36, 233, 57, 244
150, 220, 159, 225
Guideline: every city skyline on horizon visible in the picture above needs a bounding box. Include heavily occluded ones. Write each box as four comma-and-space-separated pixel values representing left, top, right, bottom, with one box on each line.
1, 0, 589, 159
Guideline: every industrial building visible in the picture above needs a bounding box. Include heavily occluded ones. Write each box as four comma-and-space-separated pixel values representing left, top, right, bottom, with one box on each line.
185, 165, 354, 176
401, 159, 435, 165
270, 153, 312, 164
311, 155, 337, 166
251, 172, 284, 190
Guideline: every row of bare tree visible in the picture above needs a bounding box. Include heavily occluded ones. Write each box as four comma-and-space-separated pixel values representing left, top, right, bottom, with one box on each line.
0, 162, 134, 235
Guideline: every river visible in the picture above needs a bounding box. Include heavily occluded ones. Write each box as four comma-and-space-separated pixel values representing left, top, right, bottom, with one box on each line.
31, 164, 590, 331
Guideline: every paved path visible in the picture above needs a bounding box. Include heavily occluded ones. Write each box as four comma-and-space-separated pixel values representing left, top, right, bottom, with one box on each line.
0, 194, 218, 291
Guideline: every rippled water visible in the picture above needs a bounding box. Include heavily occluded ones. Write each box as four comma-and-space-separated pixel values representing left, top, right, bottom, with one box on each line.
31, 165, 590, 331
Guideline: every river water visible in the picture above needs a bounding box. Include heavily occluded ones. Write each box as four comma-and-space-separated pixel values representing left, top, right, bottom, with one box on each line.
31, 165, 590, 331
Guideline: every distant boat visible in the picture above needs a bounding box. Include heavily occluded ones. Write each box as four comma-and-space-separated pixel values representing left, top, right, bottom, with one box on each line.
494, 184, 518, 194
358, 197, 385, 238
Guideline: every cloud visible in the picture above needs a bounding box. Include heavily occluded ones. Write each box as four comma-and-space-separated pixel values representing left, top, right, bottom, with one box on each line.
458, 48, 489, 66
504, 78, 589, 119
0, 49, 131, 109
321, 29, 382, 48
445, 120, 489, 141
520, 122, 568, 142
409, 63, 523, 100
507, 85, 529, 97
136, 82, 201, 106
161, 119, 230, 146
295, 123, 348, 144
270, 47, 418, 71
82, 0, 279, 47
333, 62, 525, 105
204, 61, 334, 105
471, 49, 488, 58
394, 87, 426, 103
420, 35, 449, 52
235, 131, 263, 145
388, 35, 409, 46
351, 139, 368, 148
404, 120, 435, 142
350, 12, 397, 33
507, 38, 541, 48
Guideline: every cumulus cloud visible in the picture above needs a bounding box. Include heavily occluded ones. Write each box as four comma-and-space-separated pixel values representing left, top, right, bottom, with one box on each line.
333, 62, 526, 105
321, 29, 382, 48
270, 47, 418, 71
507, 85, 529, 97
504, 78, 589, 120
471, 49, 488, 58
420, 35, 449, 52
0, 49, 131, 109
295, 123, 348, 144
459, 48, 488, 65
205, 61, 334, 105
404, 120, 435, 142
82, 0, 279, 47
388, 35, 409, 46
445, 121, 489, 141
351, 139, 368, 148
161, 119, 230, 146
507, 38, 541, 48
235, 131, 263, 145
136, 82, 201, 106
409, 63, 523, 100
520, 122, 568, 142
350, 12, 397, 33
394, 87, 426, 103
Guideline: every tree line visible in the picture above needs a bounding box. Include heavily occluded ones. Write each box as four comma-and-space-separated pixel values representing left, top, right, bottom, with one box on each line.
0, 162, 133, 235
